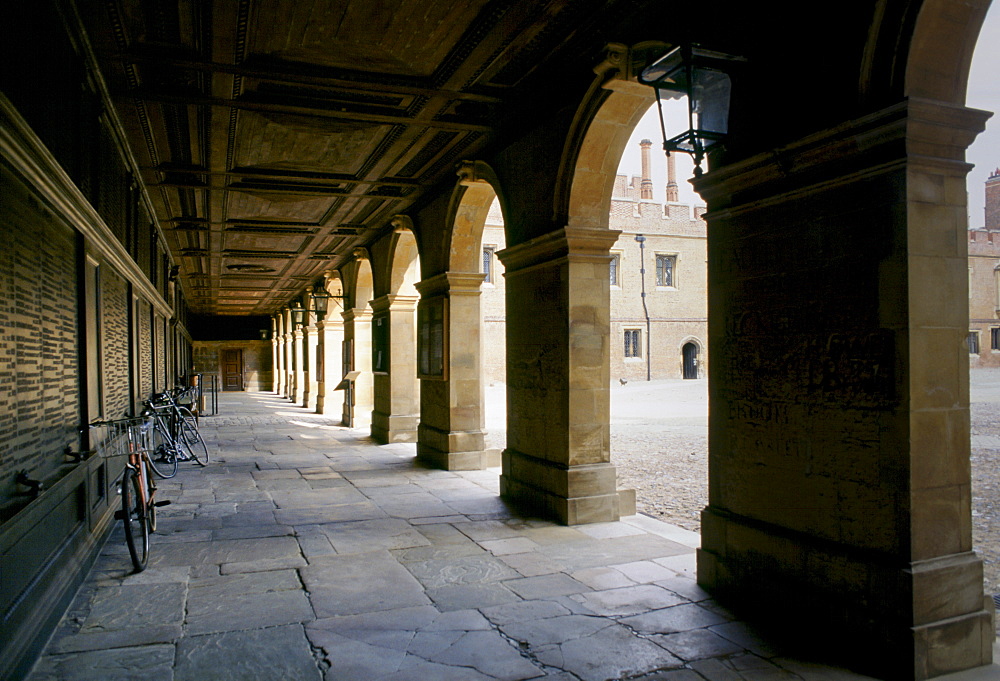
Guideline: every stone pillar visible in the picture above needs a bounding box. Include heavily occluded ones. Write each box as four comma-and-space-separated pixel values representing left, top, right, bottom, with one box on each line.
304, 322, 319, 411
282, 309, 294, 400
694, 99, 993, 680
292, 327, 305, 406
272, 315, 284, 394
344, 307, 374, 428
497, 227, 632, 525
370, 294, 419, 443
318, 315, 344, 418
415, 272, 498, 470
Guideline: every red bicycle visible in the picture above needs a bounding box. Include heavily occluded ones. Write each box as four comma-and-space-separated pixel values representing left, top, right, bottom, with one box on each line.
90, 417, 169, 572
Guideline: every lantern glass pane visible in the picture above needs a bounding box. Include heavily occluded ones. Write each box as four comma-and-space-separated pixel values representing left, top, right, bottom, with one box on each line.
692, 69, 731, 140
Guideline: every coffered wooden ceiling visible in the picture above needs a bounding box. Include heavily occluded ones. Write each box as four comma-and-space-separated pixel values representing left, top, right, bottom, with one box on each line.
82, 0, 619, 316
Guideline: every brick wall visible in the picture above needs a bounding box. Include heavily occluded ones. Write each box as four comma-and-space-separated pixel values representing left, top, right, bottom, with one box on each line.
101, 267, 131, 418
987, 170, 1000, 232
0, 174, 80, 500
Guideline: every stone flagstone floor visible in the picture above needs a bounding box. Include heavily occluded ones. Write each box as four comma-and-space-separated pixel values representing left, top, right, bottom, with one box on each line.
25, 392, 1000, 681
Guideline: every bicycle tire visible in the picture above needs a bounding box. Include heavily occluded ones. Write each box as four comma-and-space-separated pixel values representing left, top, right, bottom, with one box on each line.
143, 458, 157, 534
147, 419, 178, 478
178, 405, 199, 430
121, 466, 149, 572
180, 415, 209, 466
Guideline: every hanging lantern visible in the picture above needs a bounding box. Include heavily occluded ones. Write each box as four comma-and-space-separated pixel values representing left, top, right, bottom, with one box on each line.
639, 44, 744, 175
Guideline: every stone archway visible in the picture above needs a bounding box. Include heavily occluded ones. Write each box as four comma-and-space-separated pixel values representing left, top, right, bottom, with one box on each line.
416, 161, 505, 469
342, 253, 375, 429
370, 220, 421, 443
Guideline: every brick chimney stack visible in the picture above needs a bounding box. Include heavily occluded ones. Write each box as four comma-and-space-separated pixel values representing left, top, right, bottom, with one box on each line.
665, 151, 679, 203
639, 139, 654, 199
987, 168, 1000, 231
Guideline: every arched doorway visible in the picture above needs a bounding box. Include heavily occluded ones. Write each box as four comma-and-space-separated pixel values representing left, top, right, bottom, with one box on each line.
682, 342, 698, 379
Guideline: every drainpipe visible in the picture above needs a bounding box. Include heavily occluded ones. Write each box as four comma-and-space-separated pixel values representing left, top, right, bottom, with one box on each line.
634, 234, 652, 381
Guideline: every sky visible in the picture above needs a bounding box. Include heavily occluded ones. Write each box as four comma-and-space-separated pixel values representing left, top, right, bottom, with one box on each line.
619, 8, 1000, 224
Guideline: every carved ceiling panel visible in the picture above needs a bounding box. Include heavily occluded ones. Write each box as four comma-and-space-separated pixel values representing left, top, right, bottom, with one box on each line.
248, 0, 491, 76
84, 0, 608, 316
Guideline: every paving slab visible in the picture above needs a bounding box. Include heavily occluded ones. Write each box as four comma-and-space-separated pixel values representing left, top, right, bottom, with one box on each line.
29, 645, 176, 681
532, 623, 683, 681
301, 551, 431, 616
174, 624, 321, 681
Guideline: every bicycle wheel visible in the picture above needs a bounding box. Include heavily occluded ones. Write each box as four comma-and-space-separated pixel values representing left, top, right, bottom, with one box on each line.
147, 420, 178, 478
142, 459, 157, 534
178, 405, 199, 429
120, 466, 149, 572
180, 414, 209, 466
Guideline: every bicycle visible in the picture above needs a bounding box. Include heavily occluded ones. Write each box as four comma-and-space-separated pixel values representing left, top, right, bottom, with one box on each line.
146, 389, 209, 467
90, 417, 170, 572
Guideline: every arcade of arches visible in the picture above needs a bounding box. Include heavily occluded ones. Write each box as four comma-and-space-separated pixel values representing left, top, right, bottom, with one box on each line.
0, 1, 996, 679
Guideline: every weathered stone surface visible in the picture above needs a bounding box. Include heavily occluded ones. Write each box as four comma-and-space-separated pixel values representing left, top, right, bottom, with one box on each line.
81, 584, 186, 632
425, 582, 521, 611
149, 535, 302, 568
30, 645, 176, 681
499, 614, 611, 646
318, 518, 431, 554
649, 628, 745, 661
174, 625, 321, 681
426, 630, 544, 680
403, 554, 519, 588
569, 584, 685, 616
621, 603, 728, 634
301, 551, 430, 616
502, 573, 591, 599
533, 624, 682, 681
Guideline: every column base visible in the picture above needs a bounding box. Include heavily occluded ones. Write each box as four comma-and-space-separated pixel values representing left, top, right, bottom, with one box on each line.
499, 448, 632, 525
697, 506, 995, 680
371, 411, 419, 443
416, 423, 501, 470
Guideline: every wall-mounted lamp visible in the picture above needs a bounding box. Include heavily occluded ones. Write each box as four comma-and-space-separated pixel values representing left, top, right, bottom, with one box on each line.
638, 44, 744, 176
290, 301, 306, 330
259, 329, 270, 341
308, 287, 343, 319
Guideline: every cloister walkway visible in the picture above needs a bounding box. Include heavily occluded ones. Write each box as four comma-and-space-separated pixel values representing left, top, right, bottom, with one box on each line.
24, 392, 1000, 681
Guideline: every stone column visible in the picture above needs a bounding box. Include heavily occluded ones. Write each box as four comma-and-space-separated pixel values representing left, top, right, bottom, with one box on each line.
272, 315, 283, 394
319, 314, 345, 418
694, 99, 993, 680
344, 307, 374, 428
497, 227, 632, 525
282, 309, 294, 400
292, 326, 305, 406
304, 322, 319, 411
415, 272, 498, 470
370, 294, 419, 443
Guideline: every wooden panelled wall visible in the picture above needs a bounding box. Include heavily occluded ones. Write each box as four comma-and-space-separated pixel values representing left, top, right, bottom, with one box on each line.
0, 3, 191, 678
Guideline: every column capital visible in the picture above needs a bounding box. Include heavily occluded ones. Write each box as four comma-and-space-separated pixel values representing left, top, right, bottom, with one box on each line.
343, 307, 373, 323
371, 293, 419, 314
415, 271, 486, 297
497, 227, 621, 275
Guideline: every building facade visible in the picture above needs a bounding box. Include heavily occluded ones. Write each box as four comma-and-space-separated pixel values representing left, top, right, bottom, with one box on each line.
970, 169, 1000, 366
480, 146, 708, 384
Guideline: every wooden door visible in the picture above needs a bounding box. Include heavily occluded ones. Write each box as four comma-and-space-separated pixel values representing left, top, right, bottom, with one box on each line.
222, 349, 243, 391
682, 343, 698, 380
